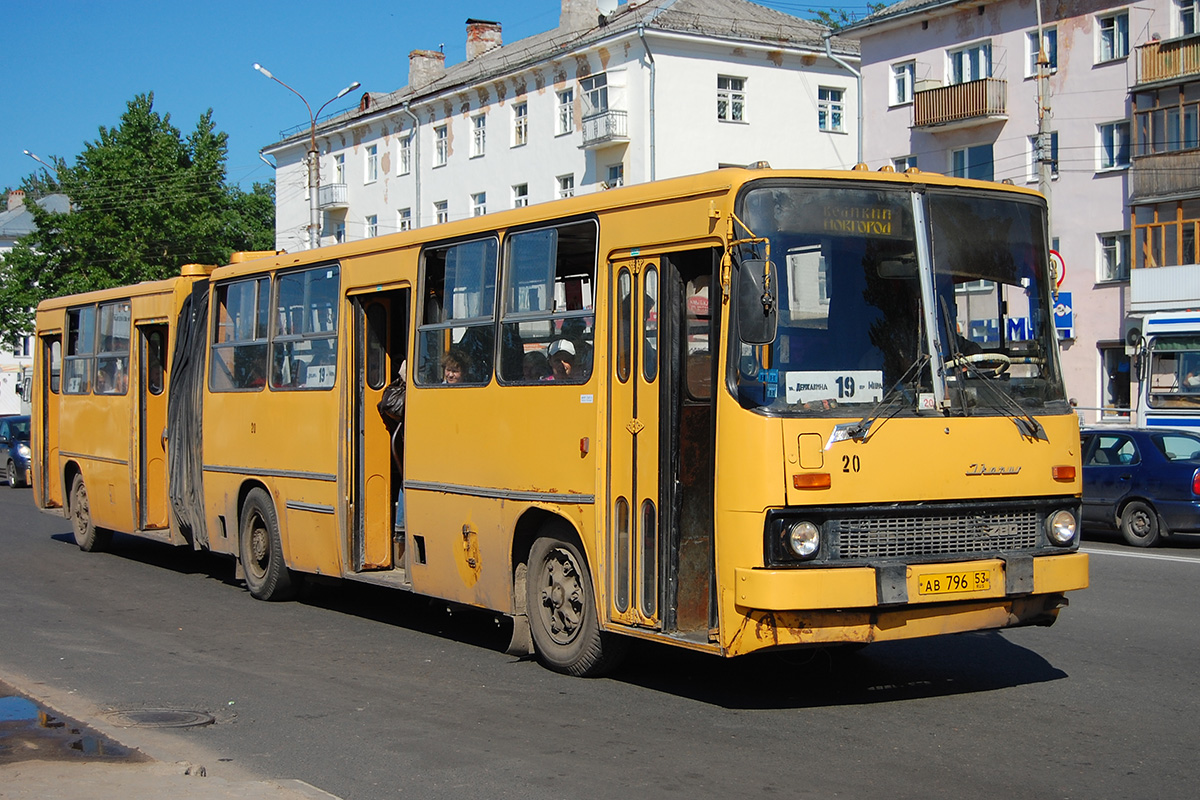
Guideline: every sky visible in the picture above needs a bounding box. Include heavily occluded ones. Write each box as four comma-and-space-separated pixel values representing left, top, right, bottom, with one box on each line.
0, 0, 866, 195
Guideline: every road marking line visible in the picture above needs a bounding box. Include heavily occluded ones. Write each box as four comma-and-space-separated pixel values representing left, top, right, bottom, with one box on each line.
1081, 546, 1199, 564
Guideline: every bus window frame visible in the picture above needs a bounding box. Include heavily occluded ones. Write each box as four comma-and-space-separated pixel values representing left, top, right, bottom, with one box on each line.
210, 275, 270, 393
63, 305, 96, 395
496, 216, 599, 387
414, 233, 500, 388
268, 262, 341, 392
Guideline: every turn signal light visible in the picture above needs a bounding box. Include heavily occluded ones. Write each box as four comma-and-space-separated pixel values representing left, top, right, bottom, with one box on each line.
1052, 465, 1076, 482
793, 473, 832, 489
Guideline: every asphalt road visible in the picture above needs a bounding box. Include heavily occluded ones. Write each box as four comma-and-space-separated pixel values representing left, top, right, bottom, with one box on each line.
1, 485, 1198, 799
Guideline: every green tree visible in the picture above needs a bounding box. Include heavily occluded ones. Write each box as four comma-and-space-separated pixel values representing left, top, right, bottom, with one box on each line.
0, 93, 276, 346
810, 3, 887, 31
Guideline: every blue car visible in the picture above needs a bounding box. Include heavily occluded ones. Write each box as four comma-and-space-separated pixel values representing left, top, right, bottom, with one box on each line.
1081, 427, 1200, 547
0, 415, 31, 488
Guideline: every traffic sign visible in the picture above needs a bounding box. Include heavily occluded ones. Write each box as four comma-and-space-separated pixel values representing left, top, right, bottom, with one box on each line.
1050, 249, 1065, 287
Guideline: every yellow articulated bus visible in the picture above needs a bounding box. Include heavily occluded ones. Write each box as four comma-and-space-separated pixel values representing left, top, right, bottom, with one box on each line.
33, 167, 1088, 676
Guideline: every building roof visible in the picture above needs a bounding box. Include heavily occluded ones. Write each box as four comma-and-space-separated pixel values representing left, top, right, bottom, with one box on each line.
264, 0, 855, 152
0, 194, 70, 244
839, 0, 988, 35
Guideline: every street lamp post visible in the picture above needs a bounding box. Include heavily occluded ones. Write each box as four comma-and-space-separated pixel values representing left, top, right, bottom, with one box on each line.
253, 63, 360, 250
23, 150, 60, 180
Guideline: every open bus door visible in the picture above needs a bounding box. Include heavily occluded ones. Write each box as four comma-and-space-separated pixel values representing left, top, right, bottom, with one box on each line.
138, 324, 169, 529
350, 288, 410, 575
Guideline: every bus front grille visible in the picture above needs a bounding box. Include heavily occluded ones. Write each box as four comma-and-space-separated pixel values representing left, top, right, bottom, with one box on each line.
831, 509, 1042, 560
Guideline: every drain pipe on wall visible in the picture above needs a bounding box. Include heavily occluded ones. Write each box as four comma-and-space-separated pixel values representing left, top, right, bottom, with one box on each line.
402, 101, 422, 228
824, 32, 863, 165
638, 24, 656, 182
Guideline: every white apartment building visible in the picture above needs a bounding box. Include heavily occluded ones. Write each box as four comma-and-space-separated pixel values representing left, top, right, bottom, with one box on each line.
846, 0, 1200, 425
261, 0, 861, 251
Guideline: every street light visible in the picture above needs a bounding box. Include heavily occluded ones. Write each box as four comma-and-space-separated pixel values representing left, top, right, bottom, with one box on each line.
23, 150, 60, 180
253, 63, 360, 250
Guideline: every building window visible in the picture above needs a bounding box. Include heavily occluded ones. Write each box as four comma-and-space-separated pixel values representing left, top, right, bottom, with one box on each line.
949, 42, 992, 84
893, 155, 918, 172
365, 144, 378, 183
1134, 88, 1200, 156
1099, 233, 1131, 282
558, 174, 575, 199
1133, 200, 1200, 268
398, 208, 412, 232
1028, 132, 1059, 181
557, 89, 575, 135
434, 200, 448, 225
434, 124, 448, 167
471, 113, 486, 158
334, 221, 346, 244
717, 75, 745, 122
512, 183, 529, 208
1100, 345, 1132, 420
1098, 13, 1130, 62
951, 144, 994, 181
818, 87, 844, 132
891, 61, 915, 106
1026, 27, 1058, 77
333, 153, 345, 184
580, 73, 608, 117
399, 136, 412, 175
1180, 0, 1198, 36
365, 214, 378, 238
513, 102, 528, 147
471, 192, 487, 217
1099, 121, 1131, 170
607, 164, 624, 188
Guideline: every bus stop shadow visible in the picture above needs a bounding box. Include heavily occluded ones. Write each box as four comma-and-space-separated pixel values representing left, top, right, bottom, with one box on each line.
608, 631, 1068, 710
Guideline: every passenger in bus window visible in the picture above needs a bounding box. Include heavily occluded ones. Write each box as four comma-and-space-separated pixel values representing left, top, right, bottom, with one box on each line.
442, 349, 469, 384
523, 350, 552, 381
561, 318, 593, 375
548, 339, 577, 381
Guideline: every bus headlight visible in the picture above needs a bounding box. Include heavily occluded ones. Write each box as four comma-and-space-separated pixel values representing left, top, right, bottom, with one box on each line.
1046, 509, 1077, 546
786, 521, 821, 559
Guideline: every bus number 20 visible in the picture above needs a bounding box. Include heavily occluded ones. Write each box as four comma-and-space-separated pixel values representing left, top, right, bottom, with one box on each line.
842, 455, 861, 473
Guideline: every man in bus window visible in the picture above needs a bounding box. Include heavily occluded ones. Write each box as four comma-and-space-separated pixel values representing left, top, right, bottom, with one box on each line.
548, 339, 577, 381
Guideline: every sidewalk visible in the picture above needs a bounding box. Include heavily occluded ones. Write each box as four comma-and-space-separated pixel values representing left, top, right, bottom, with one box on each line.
0, 673, 339, 800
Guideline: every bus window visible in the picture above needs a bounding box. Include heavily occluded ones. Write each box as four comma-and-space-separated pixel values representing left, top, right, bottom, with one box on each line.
48, 338, 62, 394
211, 277, 269, 391
64, 306, 96, 395
643, 266, 658, 382
95, 301, 130, 395
416, 238, 498, 386
616, 269, 632, 383
498, 221, 597, 385
366, 304, 388, 390
145, 329, 165, 396
685, 275, 712, 401
271, 265, 340, 390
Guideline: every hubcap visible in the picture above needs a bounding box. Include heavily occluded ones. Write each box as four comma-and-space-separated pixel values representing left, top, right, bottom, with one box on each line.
538, 547, 584, 646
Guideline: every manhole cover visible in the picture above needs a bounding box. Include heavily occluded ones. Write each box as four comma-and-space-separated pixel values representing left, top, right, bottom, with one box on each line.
105, 709, 215, 729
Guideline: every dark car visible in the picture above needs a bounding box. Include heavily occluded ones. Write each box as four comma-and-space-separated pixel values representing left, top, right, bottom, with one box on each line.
0, 415, 31, 488
1081, 427, 1200, 547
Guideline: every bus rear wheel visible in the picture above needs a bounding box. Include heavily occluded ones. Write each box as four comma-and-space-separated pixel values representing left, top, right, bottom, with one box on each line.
239, 488, 296, 601
70, 473, 111, 552
526, 534, 625, 677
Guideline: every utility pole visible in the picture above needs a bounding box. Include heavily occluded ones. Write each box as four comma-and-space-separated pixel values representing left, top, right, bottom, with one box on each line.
1035, 2, 1054, 252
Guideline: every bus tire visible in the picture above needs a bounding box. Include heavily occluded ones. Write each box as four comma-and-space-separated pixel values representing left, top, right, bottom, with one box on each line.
239, 488, 296, 601
1119, 500, 1161, 548
70, 473, 111, 552
526, 534, 626, 677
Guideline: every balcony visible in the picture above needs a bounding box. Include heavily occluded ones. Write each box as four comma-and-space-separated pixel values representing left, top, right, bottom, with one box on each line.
318, 183, 348, 210
912, 78, 1007, 131
1136, 35, 1200, 86
580, 110, 629, 149
1131, 150, 1200, 201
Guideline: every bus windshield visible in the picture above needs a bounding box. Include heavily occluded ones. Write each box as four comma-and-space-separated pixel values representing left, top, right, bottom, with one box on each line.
731, 182, 1068, 418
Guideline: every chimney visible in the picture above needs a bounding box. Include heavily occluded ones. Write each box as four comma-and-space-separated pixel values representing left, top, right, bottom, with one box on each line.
409, 49, 446, 88
7, 190, 25, 212
560, 0, 598, 30
466, 19, 502, 61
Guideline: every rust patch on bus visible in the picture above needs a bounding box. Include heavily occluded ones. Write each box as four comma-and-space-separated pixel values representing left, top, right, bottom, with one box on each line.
456, 523, 481, 587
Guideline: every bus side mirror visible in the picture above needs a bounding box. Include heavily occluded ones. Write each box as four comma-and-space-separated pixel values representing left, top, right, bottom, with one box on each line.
737, 259, 778, 346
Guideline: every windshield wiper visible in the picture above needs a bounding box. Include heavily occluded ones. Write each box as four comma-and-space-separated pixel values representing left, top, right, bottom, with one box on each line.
827, 354, 930, 447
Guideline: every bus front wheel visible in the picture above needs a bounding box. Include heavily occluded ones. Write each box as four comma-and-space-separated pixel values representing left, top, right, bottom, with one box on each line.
239, 488, 296, 601
70, 473, 111, 552
526, 534, 625, 677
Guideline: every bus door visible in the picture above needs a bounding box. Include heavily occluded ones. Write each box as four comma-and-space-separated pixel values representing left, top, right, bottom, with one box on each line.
138, 324, 169, 529
350, 288, 410, 573
609, 257, 662, 629
38, 334, 62, 508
